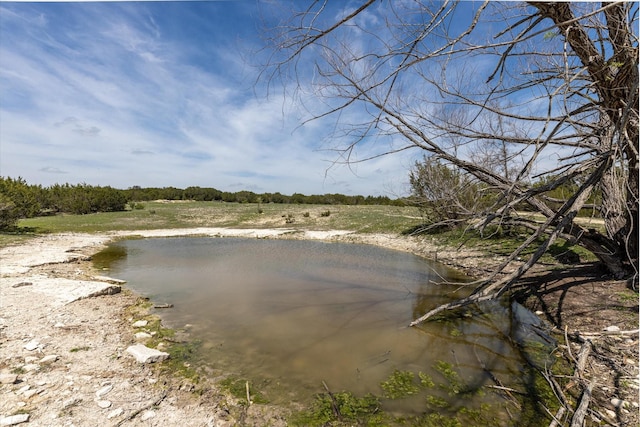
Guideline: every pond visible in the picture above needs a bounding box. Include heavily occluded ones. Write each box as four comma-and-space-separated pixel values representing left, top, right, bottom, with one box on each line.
94, 237, 555, 424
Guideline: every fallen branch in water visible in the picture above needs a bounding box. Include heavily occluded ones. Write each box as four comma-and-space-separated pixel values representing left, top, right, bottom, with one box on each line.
473, 345, 521, 408
322, 380, 342, 421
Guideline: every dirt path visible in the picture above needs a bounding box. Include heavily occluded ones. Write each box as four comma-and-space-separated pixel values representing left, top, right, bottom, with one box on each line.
1, 228, 638, 426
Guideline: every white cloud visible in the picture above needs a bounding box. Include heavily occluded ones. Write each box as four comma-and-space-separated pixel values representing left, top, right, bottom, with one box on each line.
0, 2, 414, 197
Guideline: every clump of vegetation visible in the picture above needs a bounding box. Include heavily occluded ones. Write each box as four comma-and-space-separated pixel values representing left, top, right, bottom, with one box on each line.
320, 210, 331, 217
434, 361, 463, 395
290, 391, 385, 426
380, 369, 421, 399
219, 377, 269, 405
303, 212, 310, 217
290, 363, 513, 426
160, 340, 202, 383
290, 352, 569, 427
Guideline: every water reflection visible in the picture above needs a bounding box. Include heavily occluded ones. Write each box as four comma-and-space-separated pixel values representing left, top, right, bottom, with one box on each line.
94, 237, 548, 417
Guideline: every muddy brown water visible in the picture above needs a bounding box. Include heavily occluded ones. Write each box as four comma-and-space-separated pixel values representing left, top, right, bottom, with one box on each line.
94, 237, 553, 419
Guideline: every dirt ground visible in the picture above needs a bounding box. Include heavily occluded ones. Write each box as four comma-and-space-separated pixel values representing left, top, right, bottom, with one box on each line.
0, 228, 638, 426
513, 265, 639, 426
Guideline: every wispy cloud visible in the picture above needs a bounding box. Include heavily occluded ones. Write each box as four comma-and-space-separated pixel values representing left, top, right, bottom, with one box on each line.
0, 2, 416, 196
39, 166, 68, 175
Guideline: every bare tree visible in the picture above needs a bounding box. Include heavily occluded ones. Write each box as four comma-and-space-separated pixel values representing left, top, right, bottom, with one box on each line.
261, 1, 638, 324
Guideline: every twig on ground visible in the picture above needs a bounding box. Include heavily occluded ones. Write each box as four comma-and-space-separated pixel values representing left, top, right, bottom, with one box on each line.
565, 326, 577, 365
578, 328, 639, 337
547, 406, 566, 427
570, 379, 595, 427
542, 368, 571, 413
575, 340, 592, 379
115, 393, 167, 427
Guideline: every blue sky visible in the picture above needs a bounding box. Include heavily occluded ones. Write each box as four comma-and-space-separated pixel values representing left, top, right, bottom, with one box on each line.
0, 1, 417, 196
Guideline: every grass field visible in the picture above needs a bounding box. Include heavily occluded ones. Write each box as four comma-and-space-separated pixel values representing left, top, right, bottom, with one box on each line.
0, 202, 423, 247
1, 201, 600, 264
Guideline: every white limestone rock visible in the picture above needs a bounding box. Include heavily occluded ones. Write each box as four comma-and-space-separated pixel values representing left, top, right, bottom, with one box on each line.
126, 344, 169, 364
132, 320, 148, 328
17, 385, 30, 395
92, 275, 126, 284
611, 398, 629, 408
140, 410, 156, 421
40, 354, 59, 364
96, 384, 113, 398
0, 413, 29, 426
135, 332, 152, 340
20, 277, 121, 306
107, 408, 124, 419
96, 399, 112, 409
23, 339, 40, 351
62, 397, 80, 409
0, 373, 18, 384
22, 363, 40, 372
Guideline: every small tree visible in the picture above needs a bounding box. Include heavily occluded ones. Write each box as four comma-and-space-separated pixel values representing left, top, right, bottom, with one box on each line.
0, 177, 42, 229
0, 193, 19, 230
409, 157, 484, 229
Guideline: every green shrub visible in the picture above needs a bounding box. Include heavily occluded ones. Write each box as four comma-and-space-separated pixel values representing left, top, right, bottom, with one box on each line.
0, 193, 19, 229
0, 177, 43, 228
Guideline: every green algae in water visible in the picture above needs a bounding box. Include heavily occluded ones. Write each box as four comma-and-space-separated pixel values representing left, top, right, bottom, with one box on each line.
220, 377, 269, 405
380, 370, 422, 399
91, 243, 128, 270
290, 363, 560, 426
291, 367, 506, 427
290, 391, 387, 427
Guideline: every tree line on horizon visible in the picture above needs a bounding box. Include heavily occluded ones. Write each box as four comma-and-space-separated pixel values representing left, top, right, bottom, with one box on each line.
0, 176, 403, 229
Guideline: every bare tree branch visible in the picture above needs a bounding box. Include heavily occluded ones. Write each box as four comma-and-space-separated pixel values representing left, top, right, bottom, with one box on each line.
260, 1, 639, 323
